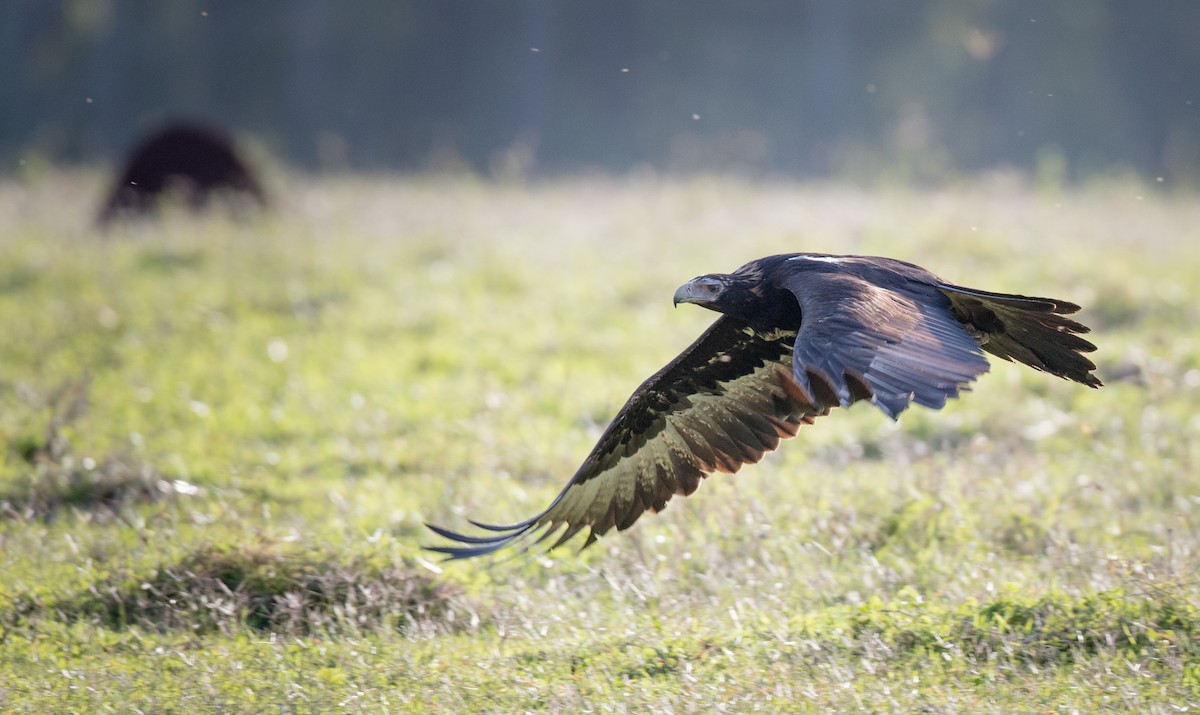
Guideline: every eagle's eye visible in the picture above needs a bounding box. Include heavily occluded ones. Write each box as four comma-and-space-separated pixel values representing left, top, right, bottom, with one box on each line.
696, 277, 724, 296
673, 274, 730, 307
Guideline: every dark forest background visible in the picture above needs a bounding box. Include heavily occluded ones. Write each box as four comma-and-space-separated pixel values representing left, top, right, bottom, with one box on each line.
3, 0, 1198, 182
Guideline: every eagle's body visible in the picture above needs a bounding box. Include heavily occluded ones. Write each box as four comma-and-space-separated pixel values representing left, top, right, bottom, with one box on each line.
427, 253, 1100, 559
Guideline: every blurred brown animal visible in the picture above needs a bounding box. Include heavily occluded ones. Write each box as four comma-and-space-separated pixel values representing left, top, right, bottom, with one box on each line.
97, 122, 267, 226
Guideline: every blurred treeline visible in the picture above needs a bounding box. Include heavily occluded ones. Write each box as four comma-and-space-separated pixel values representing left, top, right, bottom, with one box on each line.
3, 0, 1197, 182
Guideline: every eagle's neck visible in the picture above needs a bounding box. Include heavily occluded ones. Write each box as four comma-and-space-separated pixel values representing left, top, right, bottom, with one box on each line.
718, 278, 801, 333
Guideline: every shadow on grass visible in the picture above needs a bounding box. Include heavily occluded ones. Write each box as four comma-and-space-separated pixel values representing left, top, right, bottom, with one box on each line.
32, 543, 479, 636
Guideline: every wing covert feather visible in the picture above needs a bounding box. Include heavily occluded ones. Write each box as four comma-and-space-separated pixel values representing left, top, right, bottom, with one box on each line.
781, 261, 992, 419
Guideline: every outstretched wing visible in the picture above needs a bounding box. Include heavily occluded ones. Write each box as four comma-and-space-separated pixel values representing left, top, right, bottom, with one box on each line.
425, 316, 821, 559
782, 256, 993, 419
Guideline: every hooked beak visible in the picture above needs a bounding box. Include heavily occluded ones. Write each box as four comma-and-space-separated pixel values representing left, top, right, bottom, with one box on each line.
672, 283, 691, 307
673, 276, 723, 307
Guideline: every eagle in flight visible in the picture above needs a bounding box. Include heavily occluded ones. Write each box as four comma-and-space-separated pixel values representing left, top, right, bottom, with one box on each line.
426, 253, 1101, 559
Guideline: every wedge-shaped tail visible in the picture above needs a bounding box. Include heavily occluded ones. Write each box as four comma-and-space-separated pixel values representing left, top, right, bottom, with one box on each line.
938, 284, 1100, 387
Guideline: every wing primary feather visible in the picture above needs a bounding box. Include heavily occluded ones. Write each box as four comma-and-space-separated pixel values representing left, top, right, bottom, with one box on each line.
467, 515, 544, 531
424, 522, 522, 545
424, 521, 556, 561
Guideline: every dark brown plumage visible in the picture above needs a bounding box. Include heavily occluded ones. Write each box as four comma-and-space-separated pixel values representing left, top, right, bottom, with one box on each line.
426, 253, 1100, 559
97, 121, 267, 226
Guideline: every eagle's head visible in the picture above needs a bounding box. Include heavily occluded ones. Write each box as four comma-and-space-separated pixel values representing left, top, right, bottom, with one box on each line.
674, 257, 800, 331
673, 273, 762, 317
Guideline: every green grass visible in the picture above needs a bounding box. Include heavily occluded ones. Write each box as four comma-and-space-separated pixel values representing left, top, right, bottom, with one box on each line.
1, 170, 1199, 712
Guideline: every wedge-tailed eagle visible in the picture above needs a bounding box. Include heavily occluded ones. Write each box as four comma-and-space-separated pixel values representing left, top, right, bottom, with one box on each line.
427, 253, 1100, 559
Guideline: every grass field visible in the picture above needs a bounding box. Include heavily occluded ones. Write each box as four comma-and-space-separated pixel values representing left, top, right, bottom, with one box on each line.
1, 170, 1198, 712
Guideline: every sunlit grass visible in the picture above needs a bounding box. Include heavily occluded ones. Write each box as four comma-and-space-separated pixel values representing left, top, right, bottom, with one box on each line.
1, 170, 1198, 711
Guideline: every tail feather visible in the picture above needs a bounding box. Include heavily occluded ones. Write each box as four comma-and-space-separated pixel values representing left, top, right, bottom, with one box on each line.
939, 283, 1102, 388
